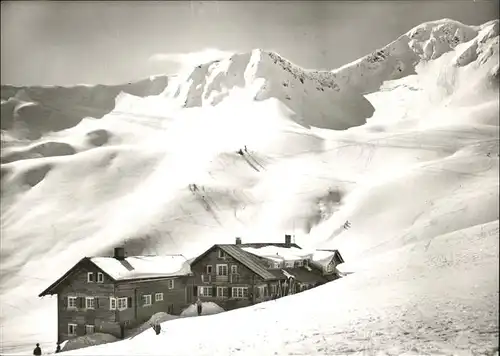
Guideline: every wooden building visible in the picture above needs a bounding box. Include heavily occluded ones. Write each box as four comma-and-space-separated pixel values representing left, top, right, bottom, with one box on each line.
189, 235, 339, 310
38, 248, 192, 342
310, 249, 345, 281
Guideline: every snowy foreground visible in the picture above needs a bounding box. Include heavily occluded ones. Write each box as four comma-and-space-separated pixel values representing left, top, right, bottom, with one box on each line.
1, 18, 499, 355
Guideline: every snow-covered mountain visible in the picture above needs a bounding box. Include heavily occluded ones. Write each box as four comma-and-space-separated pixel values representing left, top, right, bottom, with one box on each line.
1, 18, 498, 355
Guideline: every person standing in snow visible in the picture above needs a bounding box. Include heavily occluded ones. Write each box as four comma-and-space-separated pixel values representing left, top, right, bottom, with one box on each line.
196, 298, 203, 316
33, 343, 42, 356
55, 343, 61, 353
151, 322, 161, 335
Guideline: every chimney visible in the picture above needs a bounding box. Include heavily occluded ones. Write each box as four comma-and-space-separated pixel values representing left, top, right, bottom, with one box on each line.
285, 234, 291, 247
235, 237, 242, 245
114, 247, 125, 260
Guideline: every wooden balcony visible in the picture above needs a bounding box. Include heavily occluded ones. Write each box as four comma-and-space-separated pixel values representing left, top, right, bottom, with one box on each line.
215, 275, 228, 282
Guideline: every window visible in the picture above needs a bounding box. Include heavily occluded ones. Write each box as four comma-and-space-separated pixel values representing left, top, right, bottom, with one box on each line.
205, 265, 213, 274
218, 249, 227, 259
110, 297, 117, 310
67, 296, 77, 309
87, 272, 94, 283
273, 263, 281, 269
97, 272, 104, 283
285, 261, 294, 268
217, 287, 228, 298
117, 297, 128, 310
198, 286, 213, 297
68, 323, 77, 336
155, 293, 164, 302
142, 294, 152, 306
295, 260, 303, 267
230, 265, 238, 274
258, 286, 268, 298
85, 297, 95, 309
326, 263, 334, 272
232, 287, 248, 299
168, 279, 174, 289
216, 264, 228, 276
85, 325, 95, 335
201, 274, 211, 283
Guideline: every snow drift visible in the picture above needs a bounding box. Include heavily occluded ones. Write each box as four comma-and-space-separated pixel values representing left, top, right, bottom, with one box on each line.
0, 18, 498, 355
180, 302, 225, 317
60, 333, 119, 353
126, 312, 180, 340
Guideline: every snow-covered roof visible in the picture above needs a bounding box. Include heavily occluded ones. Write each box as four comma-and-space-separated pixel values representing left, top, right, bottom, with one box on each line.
216, 245, 278, 280
311, 251, 336, 264
241, 246, 312, 261
91, 255, 191, 281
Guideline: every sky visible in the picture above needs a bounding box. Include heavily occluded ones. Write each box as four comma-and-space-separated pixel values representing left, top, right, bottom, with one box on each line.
1, 0, 498, 86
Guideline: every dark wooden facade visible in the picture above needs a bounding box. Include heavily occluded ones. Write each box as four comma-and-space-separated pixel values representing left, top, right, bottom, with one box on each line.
55, 259, 117, 342
40, 258, 191, 342
114, 275, 191, 330
189, 246, 282, 310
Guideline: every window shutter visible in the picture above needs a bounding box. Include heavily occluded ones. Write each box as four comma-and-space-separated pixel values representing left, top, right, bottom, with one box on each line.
63, 297, 68, 308
193, 286, 197, 297
212, 286, 217, 296
127, 297, 132, 309
78, 297, 84, 308
95, 297, 100, 309
229, 287, 233, 298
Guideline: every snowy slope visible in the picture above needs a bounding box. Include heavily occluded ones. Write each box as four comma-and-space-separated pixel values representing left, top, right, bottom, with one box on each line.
1, 18, 498, 355
1, 75, 170, 141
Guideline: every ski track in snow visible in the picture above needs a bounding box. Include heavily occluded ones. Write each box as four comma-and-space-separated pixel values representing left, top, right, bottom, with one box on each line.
1, 18, 499, 355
